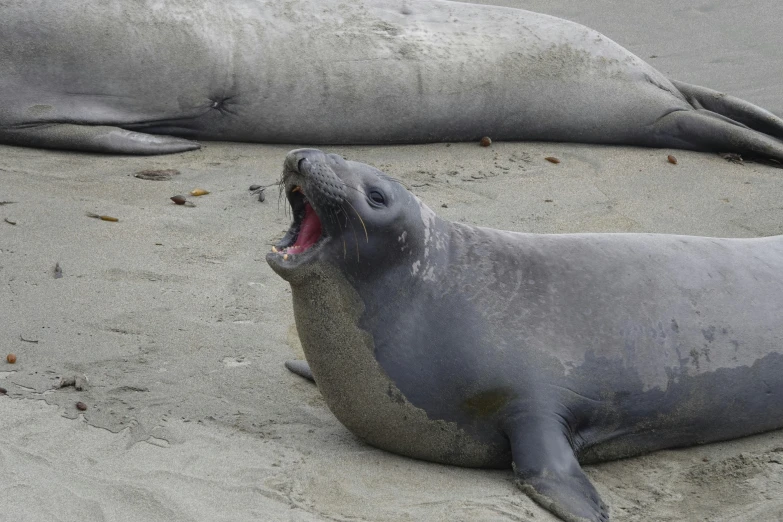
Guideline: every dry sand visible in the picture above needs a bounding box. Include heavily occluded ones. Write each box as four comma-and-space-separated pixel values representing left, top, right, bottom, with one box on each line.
2, 1, 783, 521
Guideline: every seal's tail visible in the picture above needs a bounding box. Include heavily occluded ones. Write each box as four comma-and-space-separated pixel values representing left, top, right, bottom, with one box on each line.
654, 80, 783, 165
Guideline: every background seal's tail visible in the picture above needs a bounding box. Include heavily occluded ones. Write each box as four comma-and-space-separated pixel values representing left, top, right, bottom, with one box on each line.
654, 80, 783, 165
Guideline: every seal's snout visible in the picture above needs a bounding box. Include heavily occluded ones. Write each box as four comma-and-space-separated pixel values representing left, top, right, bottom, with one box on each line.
284, 148, 326, 174
268, 149, 349, 269
282, 149, 347, 213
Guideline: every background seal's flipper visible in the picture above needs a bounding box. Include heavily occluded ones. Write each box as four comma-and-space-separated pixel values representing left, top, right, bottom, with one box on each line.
0, 124, 200, 155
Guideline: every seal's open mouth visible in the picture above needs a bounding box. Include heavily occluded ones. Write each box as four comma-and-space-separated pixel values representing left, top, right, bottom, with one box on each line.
272, 185, 325, 259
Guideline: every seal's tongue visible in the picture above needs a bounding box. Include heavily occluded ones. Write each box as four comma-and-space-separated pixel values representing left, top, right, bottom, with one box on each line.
288, 203, 322, 254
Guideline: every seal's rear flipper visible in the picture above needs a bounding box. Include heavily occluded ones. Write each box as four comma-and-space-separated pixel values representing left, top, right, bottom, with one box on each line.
506, 415, 608, 522
285, 360, 315, 383
0, 124, 200, 155
672, 80, 783, 140
654, 109, 783, 164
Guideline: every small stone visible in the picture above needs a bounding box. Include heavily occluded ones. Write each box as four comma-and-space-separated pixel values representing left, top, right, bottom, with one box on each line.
6, 354, 16, 364
667, 155, 678, 165
479, 136, 492, 147
76, 402, 87, 411
0, 387, 7, 395
258, 191, 266, 202
171, 195, 187, 205
249, 184, 262, 191
545, 157, 560, 164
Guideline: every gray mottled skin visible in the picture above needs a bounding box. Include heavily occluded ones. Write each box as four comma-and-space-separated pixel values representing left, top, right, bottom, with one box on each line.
268, 149, 783, 522
2, 1, 783, 159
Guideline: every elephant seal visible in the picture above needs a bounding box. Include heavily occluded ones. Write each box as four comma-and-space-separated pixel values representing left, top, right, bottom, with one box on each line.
2, 1, 783, 160
267, 149, 783, 522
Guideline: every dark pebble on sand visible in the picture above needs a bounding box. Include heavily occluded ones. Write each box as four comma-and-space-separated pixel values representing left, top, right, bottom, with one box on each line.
719, 153, 743, 164
545, 157, 560, 164
479, 136, 492, 147
258, 191, 266, 202
249, 184, 262, 191
76, 402, 87, 411
667, 155, 678, 165
0, 387, 7, 395
171, 195, 187, 205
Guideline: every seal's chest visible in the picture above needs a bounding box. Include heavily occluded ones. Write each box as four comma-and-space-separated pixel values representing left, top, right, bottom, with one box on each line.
290, 273, 507, 467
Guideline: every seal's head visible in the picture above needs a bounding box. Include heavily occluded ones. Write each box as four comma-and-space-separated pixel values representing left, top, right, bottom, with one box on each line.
266, 149, 427, 283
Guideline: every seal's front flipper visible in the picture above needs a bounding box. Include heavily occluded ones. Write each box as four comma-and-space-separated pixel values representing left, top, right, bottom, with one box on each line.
0, 123, 200, 155
672, 80, 783, 140
506, 415, 607, 522
654, 109, 783, 164
285, 360, 315, 383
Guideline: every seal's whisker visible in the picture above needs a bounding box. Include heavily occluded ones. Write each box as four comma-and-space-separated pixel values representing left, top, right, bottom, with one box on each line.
339, 182, 370, 200
331, 208, 348, 260
344, 200, 369, 244
340, 203, 361, 262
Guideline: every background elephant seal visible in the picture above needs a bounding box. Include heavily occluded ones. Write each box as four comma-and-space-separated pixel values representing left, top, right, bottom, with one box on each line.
268, 149, 783, 522
1, 0, 782, 160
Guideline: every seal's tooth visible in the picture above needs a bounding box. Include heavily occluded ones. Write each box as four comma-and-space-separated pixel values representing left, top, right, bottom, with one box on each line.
292, 186, 302, 193
272, 246, 278, 253
283, 254, 289, 261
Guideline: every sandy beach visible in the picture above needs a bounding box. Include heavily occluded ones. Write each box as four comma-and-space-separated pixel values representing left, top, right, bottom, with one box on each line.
2, 1, 783, 521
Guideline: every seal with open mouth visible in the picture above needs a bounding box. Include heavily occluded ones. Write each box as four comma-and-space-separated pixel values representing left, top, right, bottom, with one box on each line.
267, 149, 783, 522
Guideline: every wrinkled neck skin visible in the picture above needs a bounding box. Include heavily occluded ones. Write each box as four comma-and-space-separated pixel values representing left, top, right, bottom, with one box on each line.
285, 201, 511, 467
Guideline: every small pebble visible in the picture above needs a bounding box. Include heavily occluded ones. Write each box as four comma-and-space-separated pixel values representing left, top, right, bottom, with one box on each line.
667, 155, 678, 165
190, 188, 209, 197
719, 152, 744, 164
545, 157, 561, 164
0, 386, 7, 395
479, 136, 492, 147
258, 191, 266, 202
76, 402, 88, 411
6, 354, 16, 364
54, 262, 63, 279
249, 184, 262, 191
171, 195, 187, 205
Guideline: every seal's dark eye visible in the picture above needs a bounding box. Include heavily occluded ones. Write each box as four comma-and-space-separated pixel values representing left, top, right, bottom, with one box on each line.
369, 190, 385, 205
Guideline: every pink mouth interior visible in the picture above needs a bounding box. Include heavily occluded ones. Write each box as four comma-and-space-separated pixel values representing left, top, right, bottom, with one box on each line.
286, 203, 322, 255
